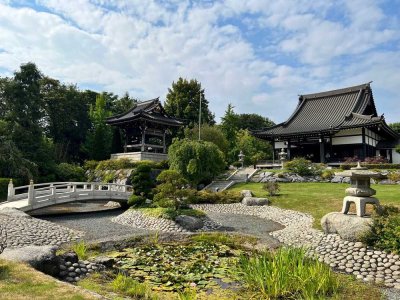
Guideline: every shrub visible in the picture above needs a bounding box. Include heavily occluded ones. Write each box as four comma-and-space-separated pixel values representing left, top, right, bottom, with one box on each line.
285, 157, 314, 176
153, 170, 189, 210
83, 160, 99, 171
189, 190, 242, 204
0, 178, 11, 201
236, 247, 339, 299
364, 156, 389, 164
130, 164, 155, 199
321, 169, 335, 180
232, 161, 242, 168
55, 163, 85, 182
263, 182, 280, 196
128, 194, 146, 207
387, 171, 400, 182
362, 205, 400, 254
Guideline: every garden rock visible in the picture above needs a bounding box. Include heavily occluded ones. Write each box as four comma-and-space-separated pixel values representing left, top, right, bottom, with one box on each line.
93, 256, 115, 268
240, 190, 253, 197
331, 176, 343, 183
0, 245, 60, 276
175, 215, 204, 231
321, 212, 372, 241
242, 197, 269, 206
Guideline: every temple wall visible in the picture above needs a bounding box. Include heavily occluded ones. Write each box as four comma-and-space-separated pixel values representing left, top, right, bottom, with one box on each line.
332, 136, 362, 145
393, 151, 400, 164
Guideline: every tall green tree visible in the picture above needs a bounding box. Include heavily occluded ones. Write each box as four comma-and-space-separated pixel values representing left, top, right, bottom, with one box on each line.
236, 113, 275, 131
185, 124, 229, 155
84, 94, 113, 160
389, 122, 400, 134
234, 129, 273, 166
164, 78, 215, 128
168, 139, 225, 185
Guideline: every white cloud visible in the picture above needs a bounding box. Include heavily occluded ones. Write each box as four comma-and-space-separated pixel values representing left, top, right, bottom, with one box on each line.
0, 0, 398, 124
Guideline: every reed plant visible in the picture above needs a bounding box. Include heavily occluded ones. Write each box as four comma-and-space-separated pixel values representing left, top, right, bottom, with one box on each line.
236, 247, 339, 299
111, 273, 157, 299
71, 240, 88, 260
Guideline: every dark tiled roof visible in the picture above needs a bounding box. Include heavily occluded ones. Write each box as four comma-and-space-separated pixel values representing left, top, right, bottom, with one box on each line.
254, 83, 397, 138
106, 98, 183, 126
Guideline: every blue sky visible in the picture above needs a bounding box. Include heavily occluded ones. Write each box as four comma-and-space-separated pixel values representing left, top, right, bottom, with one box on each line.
0, 0, 399, 124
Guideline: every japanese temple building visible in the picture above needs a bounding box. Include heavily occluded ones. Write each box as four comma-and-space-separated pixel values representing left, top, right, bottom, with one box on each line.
106, 98, 183, 162
254, 83, 400, 164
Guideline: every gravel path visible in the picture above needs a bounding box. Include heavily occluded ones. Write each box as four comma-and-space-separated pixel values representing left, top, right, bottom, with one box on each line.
41, 209, 151, 243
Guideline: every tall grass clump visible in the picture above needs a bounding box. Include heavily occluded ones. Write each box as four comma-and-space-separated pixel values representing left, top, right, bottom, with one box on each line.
236, 247, 339, 299
111, 273, 157, 299
0, 263, 10, 280
71, 240, 88, 260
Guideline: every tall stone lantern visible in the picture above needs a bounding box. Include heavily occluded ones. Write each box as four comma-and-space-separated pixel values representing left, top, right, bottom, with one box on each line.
278, 148, 287, 169
335, 162, 382, 217
238, 150, 245, 169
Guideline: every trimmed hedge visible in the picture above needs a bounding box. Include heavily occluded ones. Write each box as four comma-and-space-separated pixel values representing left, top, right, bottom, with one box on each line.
84, 159, 169, 171
340, 163, 400, 170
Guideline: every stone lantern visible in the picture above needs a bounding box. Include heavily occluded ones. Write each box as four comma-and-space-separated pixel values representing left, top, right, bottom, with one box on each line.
278, 148, 287, 169
238, 150, 245, 169
335, 162, 382, 217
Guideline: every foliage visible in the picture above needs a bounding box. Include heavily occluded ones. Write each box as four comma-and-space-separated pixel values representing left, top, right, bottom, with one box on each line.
83, 160, 99, 171
321, 169, 335, 180
91, 159, 167, 171
389, 122, 400, 134
0, 263, 10, 280
190, 233, 258, 249
387, 171, 400, 182
128, 195, 146, 207
235, 113, 275, 131
0, 178, 10, 201
72, 241, 88, 260
364, 156, 389, 164
153, 170, 189, 210
236, 247, 339, 299
111, 273, 157, 299
262, 182, 280, 196
362, 205, 400, 254
233, 129, 272, 166
113, 240, 242, 292
189, 190, 242, 204
130, 164, 155, 199
220, 104, 239, 152
55, 163, 85, 182
84, 94, 113, 161
284, 157, 325, 176
164, 77, 215, 128
168, 139, 226, 185
185, 124, 229, 155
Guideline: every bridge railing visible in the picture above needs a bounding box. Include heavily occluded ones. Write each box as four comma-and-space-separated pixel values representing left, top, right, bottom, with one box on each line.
6, 180, 133, 208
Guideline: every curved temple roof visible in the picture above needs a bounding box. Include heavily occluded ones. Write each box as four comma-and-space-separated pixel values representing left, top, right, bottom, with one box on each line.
254, 83, 399, 139
106, 98, 184, 127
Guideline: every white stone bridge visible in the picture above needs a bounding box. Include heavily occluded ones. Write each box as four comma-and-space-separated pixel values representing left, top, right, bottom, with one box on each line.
0, 180, 133, 213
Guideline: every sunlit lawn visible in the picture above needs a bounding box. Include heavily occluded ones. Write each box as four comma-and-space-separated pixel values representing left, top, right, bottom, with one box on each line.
230, 182, 400, 228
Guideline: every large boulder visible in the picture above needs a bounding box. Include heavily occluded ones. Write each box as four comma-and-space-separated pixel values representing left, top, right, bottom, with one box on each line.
175, 215, 204, 231
321, 212, 373, 241
242, 197, 269, 206
0, 245, 60, 276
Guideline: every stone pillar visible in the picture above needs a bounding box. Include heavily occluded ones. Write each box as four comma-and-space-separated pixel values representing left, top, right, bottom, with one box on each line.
27, 180, 34, 206
7, 179, 14, 201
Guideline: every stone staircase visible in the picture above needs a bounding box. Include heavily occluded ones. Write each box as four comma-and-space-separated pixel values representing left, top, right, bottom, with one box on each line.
204, 167, 258, 192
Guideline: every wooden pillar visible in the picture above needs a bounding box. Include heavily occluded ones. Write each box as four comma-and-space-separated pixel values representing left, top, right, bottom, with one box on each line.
141, 128, 146, 152
163, 130, 167, 154
287, 139, 291, 160
362, 127, 366, 160
319, 137, 325, 163
124, 129, 128, 153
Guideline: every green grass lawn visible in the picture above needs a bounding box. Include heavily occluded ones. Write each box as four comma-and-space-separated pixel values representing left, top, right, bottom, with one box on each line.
230, 182, 400, 228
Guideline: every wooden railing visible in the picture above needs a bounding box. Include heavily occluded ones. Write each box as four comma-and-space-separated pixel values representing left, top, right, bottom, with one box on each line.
5, 180, 133, 211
